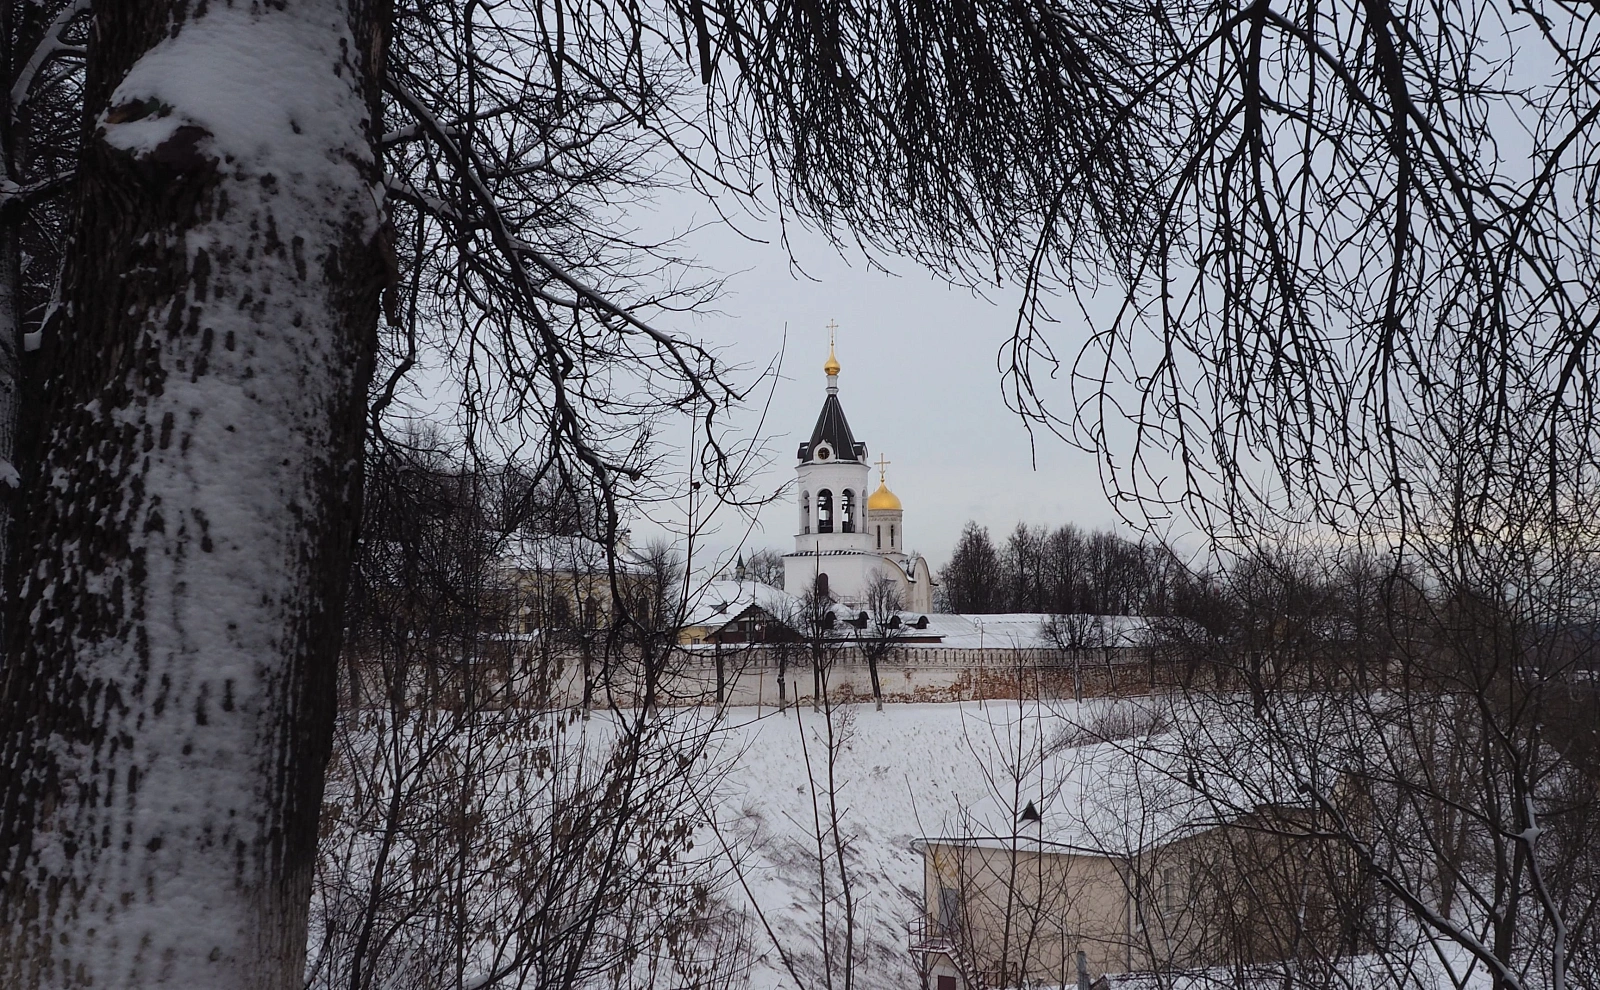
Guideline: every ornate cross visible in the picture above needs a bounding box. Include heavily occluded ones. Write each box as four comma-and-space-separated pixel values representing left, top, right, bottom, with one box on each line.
825, 318, 839, 349
875, 453, 891, 483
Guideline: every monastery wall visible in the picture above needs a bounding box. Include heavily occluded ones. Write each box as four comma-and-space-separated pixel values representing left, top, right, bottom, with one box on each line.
515, 646, 1187, 709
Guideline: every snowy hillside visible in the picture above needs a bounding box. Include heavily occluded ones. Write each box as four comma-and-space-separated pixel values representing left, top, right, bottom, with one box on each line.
705, 699, 1497, 990
708, 700, 1098, 990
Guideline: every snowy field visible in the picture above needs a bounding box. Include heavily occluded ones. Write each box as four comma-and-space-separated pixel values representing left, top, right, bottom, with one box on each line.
703, 700, 1495, 990
707, 699, 1096, 990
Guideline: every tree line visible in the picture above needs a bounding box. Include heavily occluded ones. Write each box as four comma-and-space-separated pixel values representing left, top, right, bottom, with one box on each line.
937, 521, 1196, 616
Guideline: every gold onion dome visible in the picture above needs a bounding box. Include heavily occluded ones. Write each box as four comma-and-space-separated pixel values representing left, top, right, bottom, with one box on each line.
823, 346, 841, 377
868, 481, 902, 511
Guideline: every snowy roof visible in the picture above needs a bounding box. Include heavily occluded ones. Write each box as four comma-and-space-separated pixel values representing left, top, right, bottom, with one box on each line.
911, 613, 1156, 650
503, 533, 646, 573
1095, 955, 1419, 990
681, 599, 1169, 649
916, 725, 1313, 857
682, 580, 803, 630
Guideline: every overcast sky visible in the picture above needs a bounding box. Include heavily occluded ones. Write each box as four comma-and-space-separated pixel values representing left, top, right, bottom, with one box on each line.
647, 207, 1136, 569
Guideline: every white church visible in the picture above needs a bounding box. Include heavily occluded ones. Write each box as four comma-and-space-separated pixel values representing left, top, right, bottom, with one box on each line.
781, 342, 938, 612
678, 336, 1158, 655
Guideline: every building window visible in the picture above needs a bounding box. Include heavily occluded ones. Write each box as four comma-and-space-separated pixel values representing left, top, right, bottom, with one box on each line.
817, 489, 834, 533
801, 490, 810, 535
876, 525, 882, 549
841, 488, 855, 533
890, 524, 896, 547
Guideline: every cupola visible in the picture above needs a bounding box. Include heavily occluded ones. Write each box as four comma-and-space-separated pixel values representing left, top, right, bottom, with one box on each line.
868, 480, 901, 511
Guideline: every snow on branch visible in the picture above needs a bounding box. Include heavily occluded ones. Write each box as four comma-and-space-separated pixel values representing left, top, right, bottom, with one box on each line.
8, 0, 90, 118
380, 173, 460, 223
0, 171, 75, 211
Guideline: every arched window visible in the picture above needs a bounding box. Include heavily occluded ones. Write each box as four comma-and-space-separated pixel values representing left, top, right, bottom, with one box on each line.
816, 573, 830, 598
876, 525, 882, 549
890, 524, 896, 548
841, 489, 855, 533
800, 490, 811, 535
817, 489, 834, 533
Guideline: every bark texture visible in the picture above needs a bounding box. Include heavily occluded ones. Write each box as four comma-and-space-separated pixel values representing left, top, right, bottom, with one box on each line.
0, 2, 386, 986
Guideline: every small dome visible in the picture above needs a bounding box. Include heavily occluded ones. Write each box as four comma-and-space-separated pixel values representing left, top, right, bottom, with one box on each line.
823, 345, 841, 377
867, 481, 901, 511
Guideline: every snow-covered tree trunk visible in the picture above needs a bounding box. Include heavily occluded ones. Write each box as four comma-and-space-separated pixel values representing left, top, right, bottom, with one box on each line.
0, 2, 387, 987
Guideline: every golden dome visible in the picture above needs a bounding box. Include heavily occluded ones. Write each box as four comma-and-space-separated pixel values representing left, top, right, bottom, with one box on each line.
867, 481, 902, 511
823, 345, 841, 377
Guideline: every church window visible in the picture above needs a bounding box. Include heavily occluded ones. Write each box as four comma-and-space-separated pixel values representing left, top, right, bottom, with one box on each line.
890, 524, 896, 547
801, 491, 811, 534
876, 525, 882, 549
841, 489, 855, 533
817, 489, 834, 533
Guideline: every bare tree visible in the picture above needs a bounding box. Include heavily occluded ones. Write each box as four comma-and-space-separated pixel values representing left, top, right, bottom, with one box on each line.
309, 442, 747, 990
0, 7, 393, 986
856, 573, 906, 712
2, 4, 1151, 976
722, 601, 867, 990
743, 548, 786, 589
1142, 539, 1600, 990
0, 0, 84, 598
1040, 612, 1103, 703
941, 522, 1005, 613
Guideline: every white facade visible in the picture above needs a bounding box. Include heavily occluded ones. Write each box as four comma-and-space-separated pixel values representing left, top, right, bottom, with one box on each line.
782, 347, 936, 612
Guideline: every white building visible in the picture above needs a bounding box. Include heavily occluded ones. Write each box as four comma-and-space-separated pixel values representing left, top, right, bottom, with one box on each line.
782, 343, 937, 611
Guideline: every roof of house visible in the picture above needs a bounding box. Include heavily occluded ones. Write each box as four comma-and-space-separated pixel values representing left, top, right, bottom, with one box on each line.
504, 533, 648, 574
914, 725, 1314, 857
912, 613, 1156, 651
682, 580, 805, 630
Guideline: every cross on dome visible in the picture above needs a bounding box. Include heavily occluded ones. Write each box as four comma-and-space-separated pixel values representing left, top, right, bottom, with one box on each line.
868, 452, 902, 511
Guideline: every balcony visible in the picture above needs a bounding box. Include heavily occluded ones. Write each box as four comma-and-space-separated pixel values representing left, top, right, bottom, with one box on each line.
907, 915, 959, 955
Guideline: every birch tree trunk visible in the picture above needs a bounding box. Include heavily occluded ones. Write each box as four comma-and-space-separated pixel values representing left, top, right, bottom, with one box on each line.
0, 2, 387, 987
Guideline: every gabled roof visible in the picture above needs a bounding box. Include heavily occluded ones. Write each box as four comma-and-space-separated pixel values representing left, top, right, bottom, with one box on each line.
683, 580, 803, 630
797, 393, 868, 462
914, 719, 1318, 858
504, 533, 648, 574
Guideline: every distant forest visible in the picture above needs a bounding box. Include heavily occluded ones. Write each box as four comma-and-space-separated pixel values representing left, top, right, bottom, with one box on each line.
935, 522, 1194, 616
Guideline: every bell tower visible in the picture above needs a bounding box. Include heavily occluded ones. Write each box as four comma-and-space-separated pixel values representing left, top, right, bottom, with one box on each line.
794, 331, 870, 550
786, 330, 873, 598
781, 324, 937, 610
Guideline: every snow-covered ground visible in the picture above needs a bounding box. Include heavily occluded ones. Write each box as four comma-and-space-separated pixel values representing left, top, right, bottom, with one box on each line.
707, 699, 1098, 990
703, 699, 1496, 990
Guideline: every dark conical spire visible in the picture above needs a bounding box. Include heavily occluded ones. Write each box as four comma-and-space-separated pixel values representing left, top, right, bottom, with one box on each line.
795, 333, 868, 462
797, 393, 866, 462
